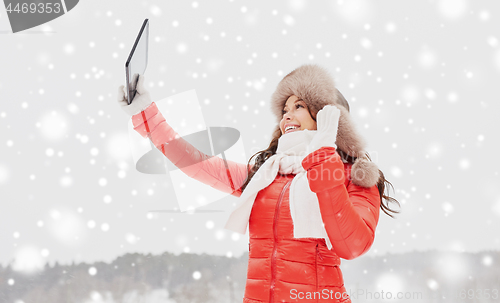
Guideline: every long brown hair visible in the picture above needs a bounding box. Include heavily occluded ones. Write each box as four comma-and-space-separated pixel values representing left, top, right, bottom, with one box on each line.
240, 117, 401, 218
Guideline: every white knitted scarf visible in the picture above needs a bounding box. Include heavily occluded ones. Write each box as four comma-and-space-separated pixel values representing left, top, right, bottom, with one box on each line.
224, 130, 336, 250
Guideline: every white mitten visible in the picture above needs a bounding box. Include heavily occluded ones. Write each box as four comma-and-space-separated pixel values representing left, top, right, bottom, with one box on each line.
307, 105, 340, 153
117, 75, 153, 116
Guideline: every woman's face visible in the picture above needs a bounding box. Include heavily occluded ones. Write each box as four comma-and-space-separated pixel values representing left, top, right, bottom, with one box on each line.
279, 95, 317, 136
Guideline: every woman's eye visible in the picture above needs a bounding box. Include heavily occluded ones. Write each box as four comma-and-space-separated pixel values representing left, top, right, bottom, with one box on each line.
282, 109, 287, 115
296, 104, 303, 109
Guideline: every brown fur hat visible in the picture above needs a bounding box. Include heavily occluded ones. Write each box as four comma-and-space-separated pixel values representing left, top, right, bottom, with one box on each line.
270, 64, 381, 188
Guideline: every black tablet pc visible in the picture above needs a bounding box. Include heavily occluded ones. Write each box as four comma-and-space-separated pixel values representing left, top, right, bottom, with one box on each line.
125, 19, 149, 105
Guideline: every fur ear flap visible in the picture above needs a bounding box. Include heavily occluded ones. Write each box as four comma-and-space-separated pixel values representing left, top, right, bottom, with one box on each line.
351, 154, 381, 188
335, 105, 366, 158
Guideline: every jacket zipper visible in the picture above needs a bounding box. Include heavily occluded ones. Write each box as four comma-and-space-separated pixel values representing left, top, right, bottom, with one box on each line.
317, 244, 324, 261
269, 179, 293, 303
315, 243, 324, 301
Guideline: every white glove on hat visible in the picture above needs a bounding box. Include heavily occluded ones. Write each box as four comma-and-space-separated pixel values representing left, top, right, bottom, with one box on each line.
117, 75, 153, 116
307, 105, 340, 153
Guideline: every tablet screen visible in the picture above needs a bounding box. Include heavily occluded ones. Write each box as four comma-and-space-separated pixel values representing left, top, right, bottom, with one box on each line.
125, 19, 149, 105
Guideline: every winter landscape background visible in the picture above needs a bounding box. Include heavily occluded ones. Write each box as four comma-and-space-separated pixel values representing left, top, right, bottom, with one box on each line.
2, 251, 500, 303
1, 0, 500, 302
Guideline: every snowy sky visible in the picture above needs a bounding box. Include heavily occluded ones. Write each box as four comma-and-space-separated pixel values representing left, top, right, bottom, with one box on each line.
1, 0, 500, 273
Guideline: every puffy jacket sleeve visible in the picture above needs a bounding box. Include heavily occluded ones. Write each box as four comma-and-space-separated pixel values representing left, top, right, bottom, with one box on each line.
131, 102, 249, 197
301, 146, 381, 260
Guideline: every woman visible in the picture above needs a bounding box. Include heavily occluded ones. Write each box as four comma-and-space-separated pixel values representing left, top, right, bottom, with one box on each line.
118, 64, 400, 303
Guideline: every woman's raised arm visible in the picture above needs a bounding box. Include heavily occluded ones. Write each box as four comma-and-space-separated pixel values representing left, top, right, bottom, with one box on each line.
117, 77, 248, 197
131, 102, 249, 197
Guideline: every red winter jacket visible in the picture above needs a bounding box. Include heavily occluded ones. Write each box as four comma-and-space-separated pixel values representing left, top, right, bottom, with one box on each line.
132, 102, 381, 303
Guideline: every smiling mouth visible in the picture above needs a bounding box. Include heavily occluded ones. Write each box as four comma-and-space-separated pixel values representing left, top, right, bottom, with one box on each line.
284, 126, 300, 133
